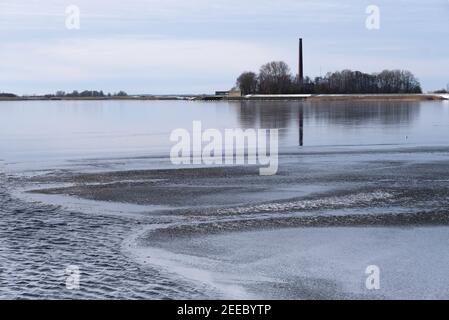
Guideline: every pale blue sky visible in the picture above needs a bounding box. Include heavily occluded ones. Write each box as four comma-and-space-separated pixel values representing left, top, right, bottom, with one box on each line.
0, 0, 448, 94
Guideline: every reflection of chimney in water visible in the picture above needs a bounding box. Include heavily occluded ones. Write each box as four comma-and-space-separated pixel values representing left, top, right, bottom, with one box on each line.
299, 106, 304, 147
299, 38, 304, 145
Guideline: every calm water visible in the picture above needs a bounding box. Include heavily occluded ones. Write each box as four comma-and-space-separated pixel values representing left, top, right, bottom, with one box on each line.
1, 99, 449, 168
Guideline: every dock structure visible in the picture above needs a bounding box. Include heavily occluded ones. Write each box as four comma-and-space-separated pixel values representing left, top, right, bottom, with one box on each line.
240, 94, 311, 100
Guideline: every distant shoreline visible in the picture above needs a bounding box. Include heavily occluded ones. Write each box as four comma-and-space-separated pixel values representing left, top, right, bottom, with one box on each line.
231, 94, 448, 101
0, 93, 447, 102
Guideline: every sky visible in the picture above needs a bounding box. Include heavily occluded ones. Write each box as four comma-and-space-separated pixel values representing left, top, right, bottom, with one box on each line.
0, 0, 448, 95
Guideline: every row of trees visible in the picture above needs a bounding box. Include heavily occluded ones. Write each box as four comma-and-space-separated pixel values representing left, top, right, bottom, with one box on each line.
236, 61, 422, 95
48, 90, 128, 98
0, 93, 17, 98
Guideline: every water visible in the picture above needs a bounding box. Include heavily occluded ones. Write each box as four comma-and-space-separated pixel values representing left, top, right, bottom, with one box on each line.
1, 100, 449, 167
0, 174, 211, 299
1, 99, 449, 299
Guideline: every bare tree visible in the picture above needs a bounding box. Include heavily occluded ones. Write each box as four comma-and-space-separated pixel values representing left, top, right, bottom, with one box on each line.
258, 61, 293, 94
236, 62, 421, 94
236, 71, 258, 95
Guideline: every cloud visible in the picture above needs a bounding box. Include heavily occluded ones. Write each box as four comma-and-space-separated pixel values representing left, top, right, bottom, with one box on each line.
0, 36, 287, 92
0, 0, 447, 92
0, 0, 354, 30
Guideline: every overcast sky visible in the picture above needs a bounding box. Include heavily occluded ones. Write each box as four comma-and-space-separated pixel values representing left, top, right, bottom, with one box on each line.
0, 0, 448, 94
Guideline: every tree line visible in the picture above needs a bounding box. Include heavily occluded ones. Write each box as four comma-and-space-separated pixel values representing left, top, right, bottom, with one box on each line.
236, 61, 422, 95
46, 90, 128, 98
0, 93, 17, 98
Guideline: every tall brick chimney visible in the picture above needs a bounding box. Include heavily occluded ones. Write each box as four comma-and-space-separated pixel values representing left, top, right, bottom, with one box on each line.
299, 38, 304, 84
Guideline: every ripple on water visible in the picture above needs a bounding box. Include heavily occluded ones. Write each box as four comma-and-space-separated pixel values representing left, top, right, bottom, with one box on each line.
0, 174, 213, 299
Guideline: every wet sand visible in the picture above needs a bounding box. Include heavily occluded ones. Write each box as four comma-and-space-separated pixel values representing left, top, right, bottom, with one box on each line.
29, 146, 449, 222
19, 146, 449, 299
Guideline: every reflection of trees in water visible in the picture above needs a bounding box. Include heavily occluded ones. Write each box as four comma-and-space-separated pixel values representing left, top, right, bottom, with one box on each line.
235, 101, 300, 140
236, 101, 298, 130
233, 100, 421, 146
306, 101, 420, 126
235, 100, 420, 131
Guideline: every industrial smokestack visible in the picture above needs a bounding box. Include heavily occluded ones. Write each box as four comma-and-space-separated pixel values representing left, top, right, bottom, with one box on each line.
299, 38, 304, 84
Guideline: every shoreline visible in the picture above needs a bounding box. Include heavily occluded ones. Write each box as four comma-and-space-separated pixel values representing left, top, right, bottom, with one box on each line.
1, 93, 447, 102
230, 93, 448, 101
